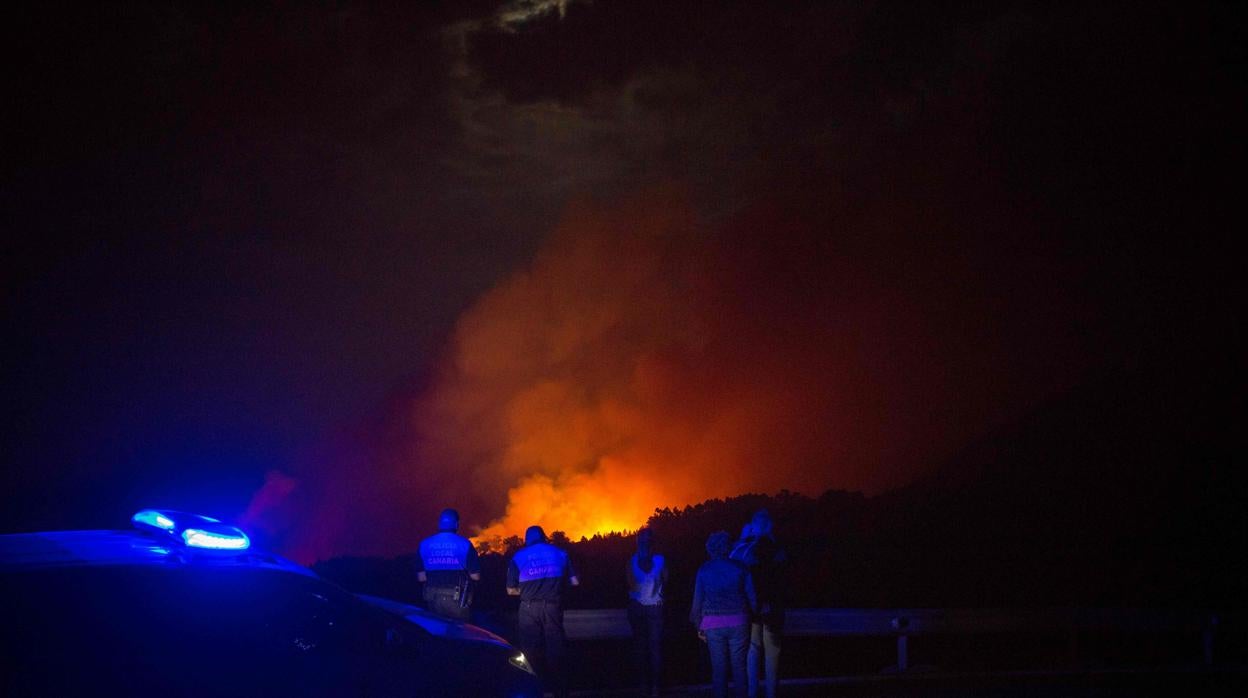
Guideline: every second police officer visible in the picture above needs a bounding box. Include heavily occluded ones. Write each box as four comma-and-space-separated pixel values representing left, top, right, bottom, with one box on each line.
507, 525, 579, 698
416, 508, 481, 621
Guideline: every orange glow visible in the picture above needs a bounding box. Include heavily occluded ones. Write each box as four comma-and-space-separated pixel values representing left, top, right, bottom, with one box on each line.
243, 188, 982, 562
473, 461, 661, 548
415, 188, 891, 550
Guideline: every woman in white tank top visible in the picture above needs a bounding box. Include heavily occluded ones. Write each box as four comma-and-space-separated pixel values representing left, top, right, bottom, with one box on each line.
626, 527, 667, 696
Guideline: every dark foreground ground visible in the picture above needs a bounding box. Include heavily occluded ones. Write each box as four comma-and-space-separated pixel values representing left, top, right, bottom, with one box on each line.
549, 625, 1247, 696
570, 666, 1247, 697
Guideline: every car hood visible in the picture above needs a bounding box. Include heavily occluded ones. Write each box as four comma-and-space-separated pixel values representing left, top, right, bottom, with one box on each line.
355, 593, 511, 648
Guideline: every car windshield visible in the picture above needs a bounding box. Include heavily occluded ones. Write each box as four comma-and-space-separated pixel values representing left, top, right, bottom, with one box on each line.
2, 563, 425, 694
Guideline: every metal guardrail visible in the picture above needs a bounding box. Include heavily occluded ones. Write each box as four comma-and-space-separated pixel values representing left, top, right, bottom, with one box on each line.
563, 608, 1220, 671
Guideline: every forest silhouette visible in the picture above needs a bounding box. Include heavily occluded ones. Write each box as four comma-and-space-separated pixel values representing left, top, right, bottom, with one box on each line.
317, 363, 1240, 614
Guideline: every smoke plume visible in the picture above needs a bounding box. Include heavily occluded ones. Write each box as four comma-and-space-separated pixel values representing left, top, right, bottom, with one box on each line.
243, 174, 1082, 562
410, 185, 1034, 549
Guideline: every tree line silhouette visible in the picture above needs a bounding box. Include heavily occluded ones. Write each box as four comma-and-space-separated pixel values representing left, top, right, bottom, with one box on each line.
317, 366, 1241, 617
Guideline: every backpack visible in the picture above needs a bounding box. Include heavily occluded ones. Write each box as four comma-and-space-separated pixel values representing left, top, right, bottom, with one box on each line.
730, 537, 758, 565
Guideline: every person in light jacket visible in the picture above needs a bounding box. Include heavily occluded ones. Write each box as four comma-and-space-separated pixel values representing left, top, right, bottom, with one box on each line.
690, 531, 756, 698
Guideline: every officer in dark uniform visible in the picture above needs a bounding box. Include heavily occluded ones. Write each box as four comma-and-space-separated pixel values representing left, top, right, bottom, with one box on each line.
416, 508, 481, 621
507, 525, 579, 698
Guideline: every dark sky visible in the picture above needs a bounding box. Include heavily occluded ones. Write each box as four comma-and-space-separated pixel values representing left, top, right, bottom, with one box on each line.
2, 1, 1239, 553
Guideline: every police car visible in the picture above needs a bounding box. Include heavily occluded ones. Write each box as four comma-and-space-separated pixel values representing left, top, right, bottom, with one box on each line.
0, 509, 540, 697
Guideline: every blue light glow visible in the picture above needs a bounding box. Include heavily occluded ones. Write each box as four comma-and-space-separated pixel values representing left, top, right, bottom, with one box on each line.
183, 527, 250, 550
132, 509, 177, 531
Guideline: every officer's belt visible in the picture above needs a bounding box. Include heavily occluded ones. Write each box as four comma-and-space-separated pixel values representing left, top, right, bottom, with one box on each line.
425, 586, 460, 598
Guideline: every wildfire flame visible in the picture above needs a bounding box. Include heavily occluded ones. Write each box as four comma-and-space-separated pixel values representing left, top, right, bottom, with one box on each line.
473, 463, 661, 548
244, 186, 1028, 563
414, 187, 915, 549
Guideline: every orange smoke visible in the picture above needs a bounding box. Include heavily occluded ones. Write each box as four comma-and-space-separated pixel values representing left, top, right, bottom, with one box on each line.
245, 183, 1070, 562
413, 186, 947, 549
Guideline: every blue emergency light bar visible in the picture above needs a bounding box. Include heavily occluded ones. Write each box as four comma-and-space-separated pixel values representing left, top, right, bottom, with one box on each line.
183, 527, 250, 550
132, 509, 176, 531
131, 509, 251, 551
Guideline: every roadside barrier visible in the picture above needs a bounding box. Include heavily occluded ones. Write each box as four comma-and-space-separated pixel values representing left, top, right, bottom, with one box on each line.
563, 607, 1220, 671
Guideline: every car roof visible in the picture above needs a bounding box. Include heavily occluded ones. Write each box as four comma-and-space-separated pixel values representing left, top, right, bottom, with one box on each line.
2, 529, 517, 651
0, 529, 317, 578
356, 593, 512, 647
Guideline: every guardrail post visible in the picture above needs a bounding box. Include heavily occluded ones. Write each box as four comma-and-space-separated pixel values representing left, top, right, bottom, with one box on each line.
891, 616, 910, 672
1203, 615, 1218, 666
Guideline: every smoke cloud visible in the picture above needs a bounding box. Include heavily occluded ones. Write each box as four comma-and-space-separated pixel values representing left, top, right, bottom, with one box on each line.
408, 184, 1047, 549
244, 178, 1083, 561
239, 1, 1104, 558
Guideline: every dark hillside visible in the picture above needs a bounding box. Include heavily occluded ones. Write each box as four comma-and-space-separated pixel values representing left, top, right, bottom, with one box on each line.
316, 361, 1241, 614
876, 363, 1241, 608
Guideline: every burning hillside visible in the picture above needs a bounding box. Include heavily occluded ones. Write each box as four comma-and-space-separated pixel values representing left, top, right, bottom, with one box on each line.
244, 183, 1079, 561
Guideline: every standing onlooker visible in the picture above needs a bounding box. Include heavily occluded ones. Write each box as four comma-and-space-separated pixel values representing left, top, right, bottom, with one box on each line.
691, 531, 756, 698
507, 525, 580, 698
627, 527, 667, 697
732, 510, 788, 698
415, 508, 480, 621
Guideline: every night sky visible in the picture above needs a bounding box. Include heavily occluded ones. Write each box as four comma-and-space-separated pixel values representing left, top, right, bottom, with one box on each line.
3, 1, 1239, 561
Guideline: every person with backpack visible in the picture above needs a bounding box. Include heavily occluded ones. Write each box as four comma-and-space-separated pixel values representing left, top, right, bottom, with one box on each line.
731, 510, 788, 698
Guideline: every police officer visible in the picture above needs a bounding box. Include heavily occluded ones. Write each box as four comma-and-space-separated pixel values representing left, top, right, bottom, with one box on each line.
416, 508, 480, 621
507, 525, 579, 698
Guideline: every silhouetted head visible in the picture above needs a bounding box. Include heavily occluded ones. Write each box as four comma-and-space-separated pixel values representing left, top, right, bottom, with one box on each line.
751, 509, 773, 537
637, 526, 653, 550
635, 527, 655, 571
739, 522, 757, 541
525, 525, 547, 545
706, 531, 732, 559
438, 508, 460, 533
